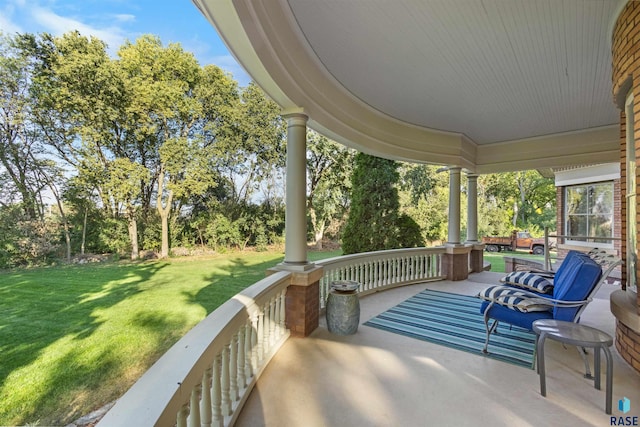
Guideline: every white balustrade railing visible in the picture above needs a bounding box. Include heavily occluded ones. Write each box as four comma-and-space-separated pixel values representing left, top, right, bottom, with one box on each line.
98, 271, 291, 427
99, 247, 449, 426
316, 247, 446, 308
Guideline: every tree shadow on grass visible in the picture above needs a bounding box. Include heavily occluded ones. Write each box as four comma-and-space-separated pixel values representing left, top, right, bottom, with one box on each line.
191, 255, 283, 314
21, 310, 192, 425
0, 253, 286, 425
0, 261, 169, 425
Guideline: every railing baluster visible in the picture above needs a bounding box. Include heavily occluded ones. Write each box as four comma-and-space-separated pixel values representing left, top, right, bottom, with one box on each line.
411, 255, 417, 280
365, 262, 370, 291
237, 326, 246, 389
201, 368, 212, 427
269, 297, 276, 346
212, 356, 222, 427
386, 258, 390, 284
229, 334, 238, 403
424, 254, 428, 278
177, 404, 189, 427
263, 305, 268, 353
257, 311, 265, 364
244, 319, 253, 379
250, 316, 258, 372
188, 385, 201, 427
274, 293, 282, 339
279, 289, 286, 335
221, 345, 231, 416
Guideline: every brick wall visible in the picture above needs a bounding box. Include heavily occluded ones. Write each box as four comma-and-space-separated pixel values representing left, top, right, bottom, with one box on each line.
621, 110, 627, 287
612, 0, 640, 376
616, 320, 640, 373
285, 283, 319, 337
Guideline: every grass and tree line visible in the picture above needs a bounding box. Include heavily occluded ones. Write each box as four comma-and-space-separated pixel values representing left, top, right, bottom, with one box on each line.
0, 29, 557, 424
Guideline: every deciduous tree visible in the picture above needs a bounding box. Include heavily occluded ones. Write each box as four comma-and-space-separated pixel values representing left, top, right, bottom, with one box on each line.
0, 33, 47, 219
306, 130, 353, 249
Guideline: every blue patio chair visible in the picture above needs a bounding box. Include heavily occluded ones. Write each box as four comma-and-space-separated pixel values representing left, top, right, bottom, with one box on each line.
512, 249, 583, 279
513, 248, 615, 280
478, 252, 621, 364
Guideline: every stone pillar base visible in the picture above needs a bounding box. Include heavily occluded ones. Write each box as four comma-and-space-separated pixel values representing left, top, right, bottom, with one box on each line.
267, 265, 323, 337
468, 243, 485, 273
442, 245, 472, 281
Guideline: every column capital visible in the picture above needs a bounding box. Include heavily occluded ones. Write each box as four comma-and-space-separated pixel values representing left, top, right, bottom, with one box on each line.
466, 173, 480, 179
282, 108, 308, 124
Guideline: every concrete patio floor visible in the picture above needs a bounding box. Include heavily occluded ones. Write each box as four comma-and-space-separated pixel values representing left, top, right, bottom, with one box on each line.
236, 271, 640, 427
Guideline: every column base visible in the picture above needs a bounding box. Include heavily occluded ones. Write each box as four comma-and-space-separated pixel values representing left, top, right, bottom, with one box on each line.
275, 261, 315, 272
468, 243, 485, 273
267, 265, 323, 337
442, 245, 472, 281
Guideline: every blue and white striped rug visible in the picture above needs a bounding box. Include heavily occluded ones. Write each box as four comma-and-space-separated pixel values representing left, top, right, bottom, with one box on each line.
364, 289, 536, 369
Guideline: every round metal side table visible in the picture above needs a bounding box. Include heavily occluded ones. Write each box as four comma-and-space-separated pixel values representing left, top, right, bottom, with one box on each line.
532, 319, 614, 414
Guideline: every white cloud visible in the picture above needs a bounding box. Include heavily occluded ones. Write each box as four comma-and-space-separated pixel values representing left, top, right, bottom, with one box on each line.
0, 0, 24, 35
113, 14, 135, 23
32, 6, 127, 52
0, 12, 23, 35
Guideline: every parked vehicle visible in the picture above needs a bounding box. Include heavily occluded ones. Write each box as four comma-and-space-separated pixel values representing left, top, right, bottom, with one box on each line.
482, 230, 547, 254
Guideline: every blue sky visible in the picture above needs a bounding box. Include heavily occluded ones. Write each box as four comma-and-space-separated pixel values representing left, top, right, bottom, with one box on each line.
0, 0, 251, 85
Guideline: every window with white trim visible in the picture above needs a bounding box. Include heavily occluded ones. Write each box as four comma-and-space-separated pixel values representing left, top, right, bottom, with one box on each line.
565, 182, 614, 246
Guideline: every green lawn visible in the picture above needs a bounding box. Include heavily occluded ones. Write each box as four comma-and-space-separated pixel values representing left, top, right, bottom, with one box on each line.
0, 249, 341, 425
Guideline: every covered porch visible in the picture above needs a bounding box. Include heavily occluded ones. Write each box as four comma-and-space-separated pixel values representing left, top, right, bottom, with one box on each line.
237, 272, 640, 426
99, 1, 640, 425
98, 248, 640, 426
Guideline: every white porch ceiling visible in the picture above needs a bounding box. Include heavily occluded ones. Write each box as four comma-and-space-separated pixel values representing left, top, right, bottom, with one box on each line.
193, 0, 625, 173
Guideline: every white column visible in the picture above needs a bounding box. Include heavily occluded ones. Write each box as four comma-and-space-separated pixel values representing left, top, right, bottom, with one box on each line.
447, 167, 462, 245
283, 112, 308, 265
466, 173, 479, 242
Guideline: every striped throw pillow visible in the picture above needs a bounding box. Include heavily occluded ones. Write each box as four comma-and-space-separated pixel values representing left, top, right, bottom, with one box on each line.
500, 271, 553, 294
479, 286, 552, 313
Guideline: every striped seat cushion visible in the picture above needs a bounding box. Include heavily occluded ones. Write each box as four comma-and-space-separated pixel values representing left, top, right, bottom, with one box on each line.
500, 271, 553, 294
479, 286, 553, 313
